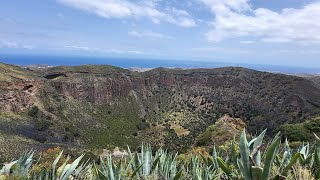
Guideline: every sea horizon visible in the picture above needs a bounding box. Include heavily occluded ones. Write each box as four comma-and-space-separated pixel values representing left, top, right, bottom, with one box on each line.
1, 54, 320, 75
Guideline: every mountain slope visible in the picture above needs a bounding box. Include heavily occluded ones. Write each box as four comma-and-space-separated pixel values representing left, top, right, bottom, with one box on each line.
1, 63, 320, 159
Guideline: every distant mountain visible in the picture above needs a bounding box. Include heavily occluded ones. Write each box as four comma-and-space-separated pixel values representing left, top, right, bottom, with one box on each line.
298, 74, 320, 88
1, 62, 320, 160
1, 54, 320, 74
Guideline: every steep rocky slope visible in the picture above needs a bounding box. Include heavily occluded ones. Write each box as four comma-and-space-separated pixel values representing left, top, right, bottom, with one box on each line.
1, 63, 320, 159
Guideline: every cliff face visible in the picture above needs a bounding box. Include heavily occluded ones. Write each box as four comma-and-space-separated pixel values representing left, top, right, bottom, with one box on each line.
0, 63, 42, 112
1, 63, 320, 158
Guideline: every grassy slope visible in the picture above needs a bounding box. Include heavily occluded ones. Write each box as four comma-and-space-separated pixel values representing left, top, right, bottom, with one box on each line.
0, 63, 37, 83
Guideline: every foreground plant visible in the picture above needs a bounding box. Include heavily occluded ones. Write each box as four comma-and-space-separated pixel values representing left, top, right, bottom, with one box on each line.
1, 129, 320, 179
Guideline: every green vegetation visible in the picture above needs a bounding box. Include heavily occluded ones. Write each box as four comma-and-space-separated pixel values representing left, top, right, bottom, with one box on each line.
27, 106, 39, 117
196, 115, 245, 146
279, 116, 320, 142
2, 129, 320, 179
34, 119, 52, 131
0, 63, 34, 83
3, 63, 320, 171
279, 124, 311, 142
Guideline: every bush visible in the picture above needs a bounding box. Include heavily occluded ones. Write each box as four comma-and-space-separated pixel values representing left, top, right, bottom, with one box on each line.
279, 123, 311, 141
304, 117, 320, 132
27, 106, 39, 117
65, 127, 80, 137
32, 147, 67, 173
136, 121, 150, 131
35, 120, 52, 131
196, 131, 211, 146
35, 135, 47, 143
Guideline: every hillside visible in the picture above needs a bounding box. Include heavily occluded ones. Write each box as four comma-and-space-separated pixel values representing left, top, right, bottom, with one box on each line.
1, 62, 320, 160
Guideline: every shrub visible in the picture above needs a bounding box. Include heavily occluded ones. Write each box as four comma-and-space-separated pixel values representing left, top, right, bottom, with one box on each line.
136, 121, 150, 131
32, 147, 67, 173
65, 127, 80, 137
304, 117, 320, 132
34, 120, 52, 131
196, 131, 211, 146
27, 106, 39, 117
279, 123, 311, 141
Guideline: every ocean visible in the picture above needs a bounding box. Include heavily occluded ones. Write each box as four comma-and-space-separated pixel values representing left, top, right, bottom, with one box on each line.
0, 54, 319, 74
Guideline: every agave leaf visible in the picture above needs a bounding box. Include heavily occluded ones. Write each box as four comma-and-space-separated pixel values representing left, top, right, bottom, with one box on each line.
92, 162, 100, 178
212, 146, 219, 168
151, 154, 161, 171
300, 143, 309, 160
315, 148, 320, 167
57, 156, 70, 177
315, 169, 320, 180
141, 144, 152, 176
107, 155, 115, 180
261, 132, 281, 180
281, 152, 302, 176
60, 154, 84, 180
248, 137, 257, 151
74, 159, 90, 178
314, 133, 320, 147
99, 157, 108, 175
237, 160, 247, 179
253, 129, 267, 150
60, 164, 71, 179
173, 169, 183, 180
52, 150, 63, 179
251, 166, 263, 180
97, 169, 108, 180
231, 140, 238, 168
200, 153, 208, 166
15, 150, 34, 176
52, 150, 63, 169
0, 160, 18, 175
130, 164, 142, 178
239, 129, 252, 180
217, 157, 232, 176
115, 160, 122, 180
254, 151, 261, 167
279, 139, 291, 171
304, 154, 313, 165
39, 167, 46, 180
252, 129, 267, 167
170, 157, 178, 179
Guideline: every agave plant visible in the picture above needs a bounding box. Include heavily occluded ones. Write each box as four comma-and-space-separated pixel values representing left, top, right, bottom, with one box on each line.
0, 150, 87, 180
216, 129, 306, 180
3, 128, 320, 180
0, 160, 18, 177
0, 150, 34, 179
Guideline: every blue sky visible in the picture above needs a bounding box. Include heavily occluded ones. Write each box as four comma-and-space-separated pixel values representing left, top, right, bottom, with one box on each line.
0, 0, 320, 68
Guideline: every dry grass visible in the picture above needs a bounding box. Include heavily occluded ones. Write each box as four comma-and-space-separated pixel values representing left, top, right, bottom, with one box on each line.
170, 124, 190, 137
286, 165, 315, 180
0, 63, 31, 82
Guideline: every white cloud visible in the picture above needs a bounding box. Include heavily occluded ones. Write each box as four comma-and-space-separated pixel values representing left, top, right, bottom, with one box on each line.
64, 44, 146, 54
188, 46, 250, 54
202, 0, 320, 43
201, 0, 251, 14
0, 40, 34, 49
129, 30, 174, 40
64, 45, 93, 51
57, 12, 65, 19
240, 40, 254, 44
57, 0, 196, 27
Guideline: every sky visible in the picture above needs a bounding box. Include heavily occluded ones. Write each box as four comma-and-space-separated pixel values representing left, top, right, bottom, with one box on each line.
0, 0, 320, 68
